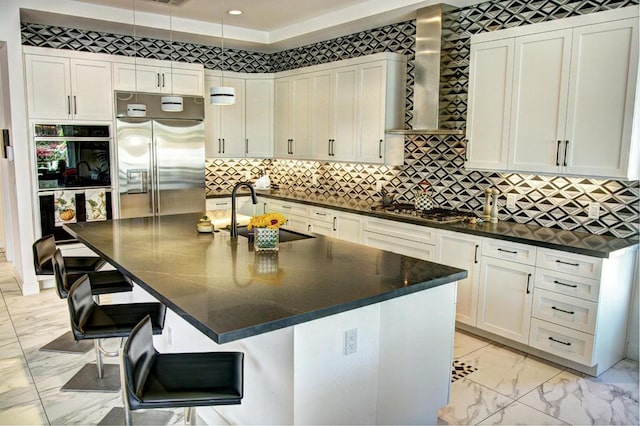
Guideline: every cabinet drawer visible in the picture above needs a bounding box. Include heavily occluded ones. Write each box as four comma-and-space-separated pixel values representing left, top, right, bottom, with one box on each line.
268, 200, 310, 217
482, 239, 536, 265
536, 248, 602, 279
363, 218, 436, 245
309, 207, 333, 223
529, 318, 595, 366
206, 198, 232, 210
532, 289, 597, 334
534, 268, 600, 302
362, 231, 435, 261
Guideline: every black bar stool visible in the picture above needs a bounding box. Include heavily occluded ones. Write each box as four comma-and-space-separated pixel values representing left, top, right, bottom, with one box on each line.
113, 315, 243, 425
62, 275, 166, 395
33, 235, 108, 353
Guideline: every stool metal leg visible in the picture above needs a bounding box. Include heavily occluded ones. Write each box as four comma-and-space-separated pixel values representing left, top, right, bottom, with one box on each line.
185, 407, 197, 425
61, 338, 120, 393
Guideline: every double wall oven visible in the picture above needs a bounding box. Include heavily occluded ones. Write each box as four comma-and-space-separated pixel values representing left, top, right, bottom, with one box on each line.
34, 124, 113, 242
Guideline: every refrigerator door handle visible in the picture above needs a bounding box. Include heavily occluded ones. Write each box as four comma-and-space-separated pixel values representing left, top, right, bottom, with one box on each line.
149, 141, 156, 214
153, 138, 161, 214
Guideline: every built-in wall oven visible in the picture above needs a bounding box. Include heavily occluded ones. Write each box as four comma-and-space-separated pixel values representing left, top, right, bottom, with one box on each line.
34, 124, 113, 242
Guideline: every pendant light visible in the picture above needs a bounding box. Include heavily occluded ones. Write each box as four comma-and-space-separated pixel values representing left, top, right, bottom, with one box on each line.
126, 0, 147, 117
210, 0, 236, 105
161, 0, 184, 112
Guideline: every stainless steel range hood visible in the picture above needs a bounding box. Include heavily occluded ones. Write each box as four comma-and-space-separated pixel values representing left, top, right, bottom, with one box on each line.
387, 4, 464, 136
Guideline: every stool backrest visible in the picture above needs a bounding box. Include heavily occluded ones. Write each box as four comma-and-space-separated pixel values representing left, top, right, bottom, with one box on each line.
52, 249, 70, 299
123, 315, 158, 398
67, 276, 96, 340
33, 235, 56, 275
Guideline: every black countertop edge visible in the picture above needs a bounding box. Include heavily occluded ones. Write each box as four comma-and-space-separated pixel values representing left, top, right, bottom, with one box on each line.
207, 191, 639, 259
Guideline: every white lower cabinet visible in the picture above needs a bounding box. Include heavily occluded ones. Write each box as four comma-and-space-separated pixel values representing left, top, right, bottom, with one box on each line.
529, 318, 595, 366
362, 218, 436, 261
436, 231, 482, 326
477, 256, 535, 344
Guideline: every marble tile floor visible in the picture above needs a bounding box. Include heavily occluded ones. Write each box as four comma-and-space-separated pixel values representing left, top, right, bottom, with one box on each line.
0, 251, 638, 425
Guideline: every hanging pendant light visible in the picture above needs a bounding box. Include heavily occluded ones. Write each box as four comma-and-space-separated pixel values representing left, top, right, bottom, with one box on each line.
210, 0, 236, 105
161, 0, 183, 112
127, 0, 147, 117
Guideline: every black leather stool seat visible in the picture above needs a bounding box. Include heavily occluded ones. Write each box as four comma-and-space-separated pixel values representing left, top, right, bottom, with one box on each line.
68, 277, 166, 341
33, 235, 105, 275
124, 316, 243, 413
54, 249, 132, 299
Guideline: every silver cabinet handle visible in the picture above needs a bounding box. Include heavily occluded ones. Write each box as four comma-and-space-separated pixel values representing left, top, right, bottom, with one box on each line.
563, 140, 569, 167
157, 73, 161, 88
222, 138, 225, 154
218, 138, 222, 154
162, 73, 166, 88
245, 139, 249, 154
328, 139, 331, 156
308, 224, 312, 232
474, 244, 479, 264
497, 248, 518, 254
556, 140, 561, 166
333, 217, 337, 231
282, 205, 291, 209
526, 273, 531, 294
464, 140, 469, 161
73, 96, 77, 115
67, 96, 71, 115
263, 203, 267, 214
378, 139, 383, 159
315, 212, 327, 216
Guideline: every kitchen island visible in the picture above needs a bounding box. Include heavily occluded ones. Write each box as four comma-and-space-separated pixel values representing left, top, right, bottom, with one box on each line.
65, 213, 466, 425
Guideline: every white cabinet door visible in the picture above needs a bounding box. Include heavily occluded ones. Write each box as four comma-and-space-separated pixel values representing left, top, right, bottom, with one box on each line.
274, 75, 311, 158
356, 62, 386, 163
465, 39, 514, 171
477, 257, 535, 344
25, 54, 72, 119
334, 212, 362, 244
274, 78, 292, 157
437, 231, 482, 327
163, 66, 204, 96
69, 59, 113, 121
245, 79, 274, 158
332, 66, 358, 161
563, 18, 638, 178
508, 30, 572, 174
204, 76, 245, 158
310, 71, 333, 160
308, 219, 333, 236
113, 63, 162, 93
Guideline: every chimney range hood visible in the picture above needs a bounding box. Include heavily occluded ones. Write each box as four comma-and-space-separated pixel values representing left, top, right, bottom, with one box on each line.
387, 4, 464, 136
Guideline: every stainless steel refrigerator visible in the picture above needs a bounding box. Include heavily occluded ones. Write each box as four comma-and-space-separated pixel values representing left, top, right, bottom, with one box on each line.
115, 91, 205, 219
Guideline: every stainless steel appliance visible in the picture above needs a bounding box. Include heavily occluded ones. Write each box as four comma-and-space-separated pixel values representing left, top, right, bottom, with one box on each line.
115, 91, 205, 218
371, 204, 475, 224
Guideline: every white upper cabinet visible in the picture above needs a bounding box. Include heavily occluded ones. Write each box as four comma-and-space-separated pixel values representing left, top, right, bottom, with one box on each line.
274, 74, 311, 158
204, 75, 245, 158
112, 59, 204, 96
467, 8, 639, 179
310, 67, 358, 161
204, 73, 274, 159
24, 54, 112, 121
275, 53, 406, 165
464, 39, 514, 170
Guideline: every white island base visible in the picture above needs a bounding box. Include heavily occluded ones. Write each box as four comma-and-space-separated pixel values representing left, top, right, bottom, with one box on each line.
127, 282, 457, 425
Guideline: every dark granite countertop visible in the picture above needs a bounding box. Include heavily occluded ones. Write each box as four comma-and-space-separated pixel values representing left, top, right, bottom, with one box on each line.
64, 213, 466, 344
208, 190, 639, 258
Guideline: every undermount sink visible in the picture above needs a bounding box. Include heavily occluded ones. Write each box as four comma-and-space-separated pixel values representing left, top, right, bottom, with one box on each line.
225, 226, 315, 243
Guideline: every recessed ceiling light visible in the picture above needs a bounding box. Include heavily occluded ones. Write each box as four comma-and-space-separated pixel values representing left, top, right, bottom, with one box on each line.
227, 10, 243, 15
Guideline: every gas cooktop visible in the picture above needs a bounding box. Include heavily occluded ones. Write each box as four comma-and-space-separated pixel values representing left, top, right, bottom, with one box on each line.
371, 203, 476, 223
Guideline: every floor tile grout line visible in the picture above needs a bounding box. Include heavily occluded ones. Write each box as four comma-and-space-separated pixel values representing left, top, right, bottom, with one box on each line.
0, 286, 53, 425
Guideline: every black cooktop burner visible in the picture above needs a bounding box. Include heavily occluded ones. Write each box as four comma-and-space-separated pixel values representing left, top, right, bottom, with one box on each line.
372, 204, 475, 223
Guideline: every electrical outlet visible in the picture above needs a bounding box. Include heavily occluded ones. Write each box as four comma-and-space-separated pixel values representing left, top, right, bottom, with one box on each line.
375, 181, 384, 193
311, 174, 318, 186
244, 171, 251, 181
167, 326, 173, 346
345, 328, 358, 355
507, 194, 517, 210
588, 202, 600, 220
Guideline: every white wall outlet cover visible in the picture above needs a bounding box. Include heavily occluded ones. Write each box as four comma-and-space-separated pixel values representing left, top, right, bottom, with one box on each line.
375, 181, 384, 192
507, 194, 517, 210
345, 328, 358, 355
588, 202, 600, 220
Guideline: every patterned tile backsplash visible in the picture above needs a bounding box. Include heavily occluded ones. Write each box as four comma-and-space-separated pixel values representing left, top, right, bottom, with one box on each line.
22, 0, 639, 239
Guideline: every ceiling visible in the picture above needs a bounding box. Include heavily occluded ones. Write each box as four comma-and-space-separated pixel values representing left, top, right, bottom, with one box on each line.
20, 0, 487, 52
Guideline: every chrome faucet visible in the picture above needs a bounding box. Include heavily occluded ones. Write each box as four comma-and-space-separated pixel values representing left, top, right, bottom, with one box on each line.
230, 181, 258, 238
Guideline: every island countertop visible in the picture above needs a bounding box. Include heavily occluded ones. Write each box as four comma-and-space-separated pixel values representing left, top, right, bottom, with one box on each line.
64, 213, 466, 344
